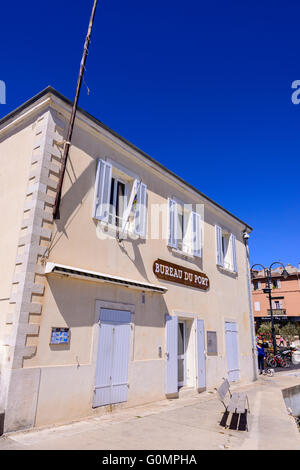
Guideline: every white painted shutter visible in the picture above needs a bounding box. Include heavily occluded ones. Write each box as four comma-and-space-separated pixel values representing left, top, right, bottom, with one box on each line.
225, 322, 240, 382
182, 210, 193, 254
165, 315, 178, 395
93, 159, 112, 222
231, 234, 238, 273
196, 319, 206, 390
167, 198, 178, 249
192, 211, 202, 258
93, 309, 131, 407
121, 179, 139, 234
254, 301, 260, 312
216, 225, 224, 267
134, 182, 147, 237
277, 279, 281, 288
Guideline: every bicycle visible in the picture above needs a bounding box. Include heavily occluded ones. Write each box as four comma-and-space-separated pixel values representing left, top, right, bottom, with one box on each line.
266, 351, 290, 368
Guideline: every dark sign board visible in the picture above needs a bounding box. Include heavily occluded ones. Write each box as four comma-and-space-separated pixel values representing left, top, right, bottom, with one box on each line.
153, 258, 209, 290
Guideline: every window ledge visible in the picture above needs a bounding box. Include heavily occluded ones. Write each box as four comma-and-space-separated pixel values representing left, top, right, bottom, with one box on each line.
171, 248, 195, 260
217, 264, 237, 276
95, 218, 138, 240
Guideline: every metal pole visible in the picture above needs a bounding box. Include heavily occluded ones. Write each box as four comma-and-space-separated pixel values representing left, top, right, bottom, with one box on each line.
53, 0, 99, 219
266, 268, 277, 354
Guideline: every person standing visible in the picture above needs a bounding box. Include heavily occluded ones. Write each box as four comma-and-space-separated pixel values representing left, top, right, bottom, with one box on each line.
256, 340, 265, 375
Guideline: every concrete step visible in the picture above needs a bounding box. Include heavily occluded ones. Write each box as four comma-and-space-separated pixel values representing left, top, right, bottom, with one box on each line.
178, 387, 198, 398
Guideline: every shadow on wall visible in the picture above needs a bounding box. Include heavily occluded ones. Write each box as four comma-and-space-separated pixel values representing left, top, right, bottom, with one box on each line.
46, 274, 167, 329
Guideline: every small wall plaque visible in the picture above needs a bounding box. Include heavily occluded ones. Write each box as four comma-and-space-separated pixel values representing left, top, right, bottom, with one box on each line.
207, 331, 217, 355
50, 327, 70, 345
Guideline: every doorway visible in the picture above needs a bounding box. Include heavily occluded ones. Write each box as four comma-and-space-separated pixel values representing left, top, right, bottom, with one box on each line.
93, 308, 131, 407
178, 321, 186, 387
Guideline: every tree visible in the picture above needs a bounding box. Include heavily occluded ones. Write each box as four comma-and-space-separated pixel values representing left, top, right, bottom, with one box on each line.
257, 322, 280, 337
280, 323, 299, 339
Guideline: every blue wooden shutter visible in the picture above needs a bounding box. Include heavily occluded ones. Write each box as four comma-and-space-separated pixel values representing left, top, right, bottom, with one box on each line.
165, 315, 178, 395
93, 159, 112, 222
192, 212, 202, 258
216, 225, 224, 267
121, 178, 139, 234
134, 182, 147, 237
196, 319, 206, 390
225, 322, 240, 382
93, 309, 131, 407
167, 198, 178, 249
231, 234, 238, 272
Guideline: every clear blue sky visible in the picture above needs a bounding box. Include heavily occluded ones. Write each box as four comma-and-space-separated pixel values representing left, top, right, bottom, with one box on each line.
0, 0, 299, 268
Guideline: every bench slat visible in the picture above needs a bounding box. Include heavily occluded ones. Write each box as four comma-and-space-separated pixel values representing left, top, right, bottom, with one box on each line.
227, 393, 240, 412
228, 392, 247, 413
236, 393, 247, 414
217, 379, 230, 401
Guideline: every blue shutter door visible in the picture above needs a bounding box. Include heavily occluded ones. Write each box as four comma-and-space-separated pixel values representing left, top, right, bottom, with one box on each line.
134, 182, 147, 237
93, 159, 112, 221
196, 319, 206, 390
216, 225, 224, 267
165, 315, 178, 395
225, 322, 240, 382
167, 199, 178, 249
231, 234, 238, 272
93, 309, 131, 407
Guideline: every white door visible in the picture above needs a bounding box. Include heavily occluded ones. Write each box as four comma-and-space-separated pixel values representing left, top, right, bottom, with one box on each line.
225, 321, 240, 382
93, 309, 131, 407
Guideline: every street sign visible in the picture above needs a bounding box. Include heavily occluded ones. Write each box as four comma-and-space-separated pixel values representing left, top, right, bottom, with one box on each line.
263, 288, 271, 293
271, 296, 284, 300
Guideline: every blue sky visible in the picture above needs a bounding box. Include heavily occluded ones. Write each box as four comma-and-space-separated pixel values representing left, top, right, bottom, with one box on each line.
0, 0, 299, 268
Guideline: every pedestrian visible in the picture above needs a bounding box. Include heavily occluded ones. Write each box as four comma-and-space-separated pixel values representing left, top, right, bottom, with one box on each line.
286, 337, 290, 347
256, 339, 265, 375
280, 336, 284, 347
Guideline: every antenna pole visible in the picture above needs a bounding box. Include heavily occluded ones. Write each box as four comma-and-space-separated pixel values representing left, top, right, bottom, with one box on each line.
53, 0, 99, 219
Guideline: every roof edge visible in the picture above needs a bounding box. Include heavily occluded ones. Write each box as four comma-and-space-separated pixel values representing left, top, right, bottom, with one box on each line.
0, 86, 253, 232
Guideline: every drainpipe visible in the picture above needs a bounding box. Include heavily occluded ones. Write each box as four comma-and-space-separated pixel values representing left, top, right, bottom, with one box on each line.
243, 230, 258, 381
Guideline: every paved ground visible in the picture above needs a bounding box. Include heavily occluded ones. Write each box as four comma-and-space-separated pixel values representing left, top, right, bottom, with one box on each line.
0, 371, 300, 450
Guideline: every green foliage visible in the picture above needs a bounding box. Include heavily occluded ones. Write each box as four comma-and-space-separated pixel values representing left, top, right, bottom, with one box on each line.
280, 323, 299, 338
257, 322, 300, 340
257, 322, 280, 336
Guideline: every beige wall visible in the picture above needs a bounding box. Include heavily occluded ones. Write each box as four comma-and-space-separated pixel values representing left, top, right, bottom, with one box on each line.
0, 94, 254, 429
23, 110, 253, 426
0, 120, 35, 362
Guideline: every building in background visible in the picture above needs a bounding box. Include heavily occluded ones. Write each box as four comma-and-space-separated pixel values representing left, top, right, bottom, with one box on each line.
252, 264, 300, 331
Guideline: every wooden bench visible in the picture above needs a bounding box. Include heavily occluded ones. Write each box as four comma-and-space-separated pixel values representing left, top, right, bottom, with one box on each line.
215, 379, 250, 431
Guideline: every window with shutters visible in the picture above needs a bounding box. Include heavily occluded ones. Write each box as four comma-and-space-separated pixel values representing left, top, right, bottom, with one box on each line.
271, 279, 281, 289
93, 159, 147, 238
167, 198, 202, 258
215, 225, 238, 273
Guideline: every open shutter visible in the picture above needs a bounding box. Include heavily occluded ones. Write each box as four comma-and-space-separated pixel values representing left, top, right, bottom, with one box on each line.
93, 159, 112, 222
134, 182, 147, 237
231, 234, 238, 273
165, 315, 178, 395
167, 198, 178, 249
216, 225, 224, 267
196, 319, 206, 390
192, 211, 202, 258
121, 179, 139, 234
277, 279, 281, 288
182, 210, 193, 254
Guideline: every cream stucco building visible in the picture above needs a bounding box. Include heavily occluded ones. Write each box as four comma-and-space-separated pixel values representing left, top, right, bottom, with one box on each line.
0, 87, 256, 433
